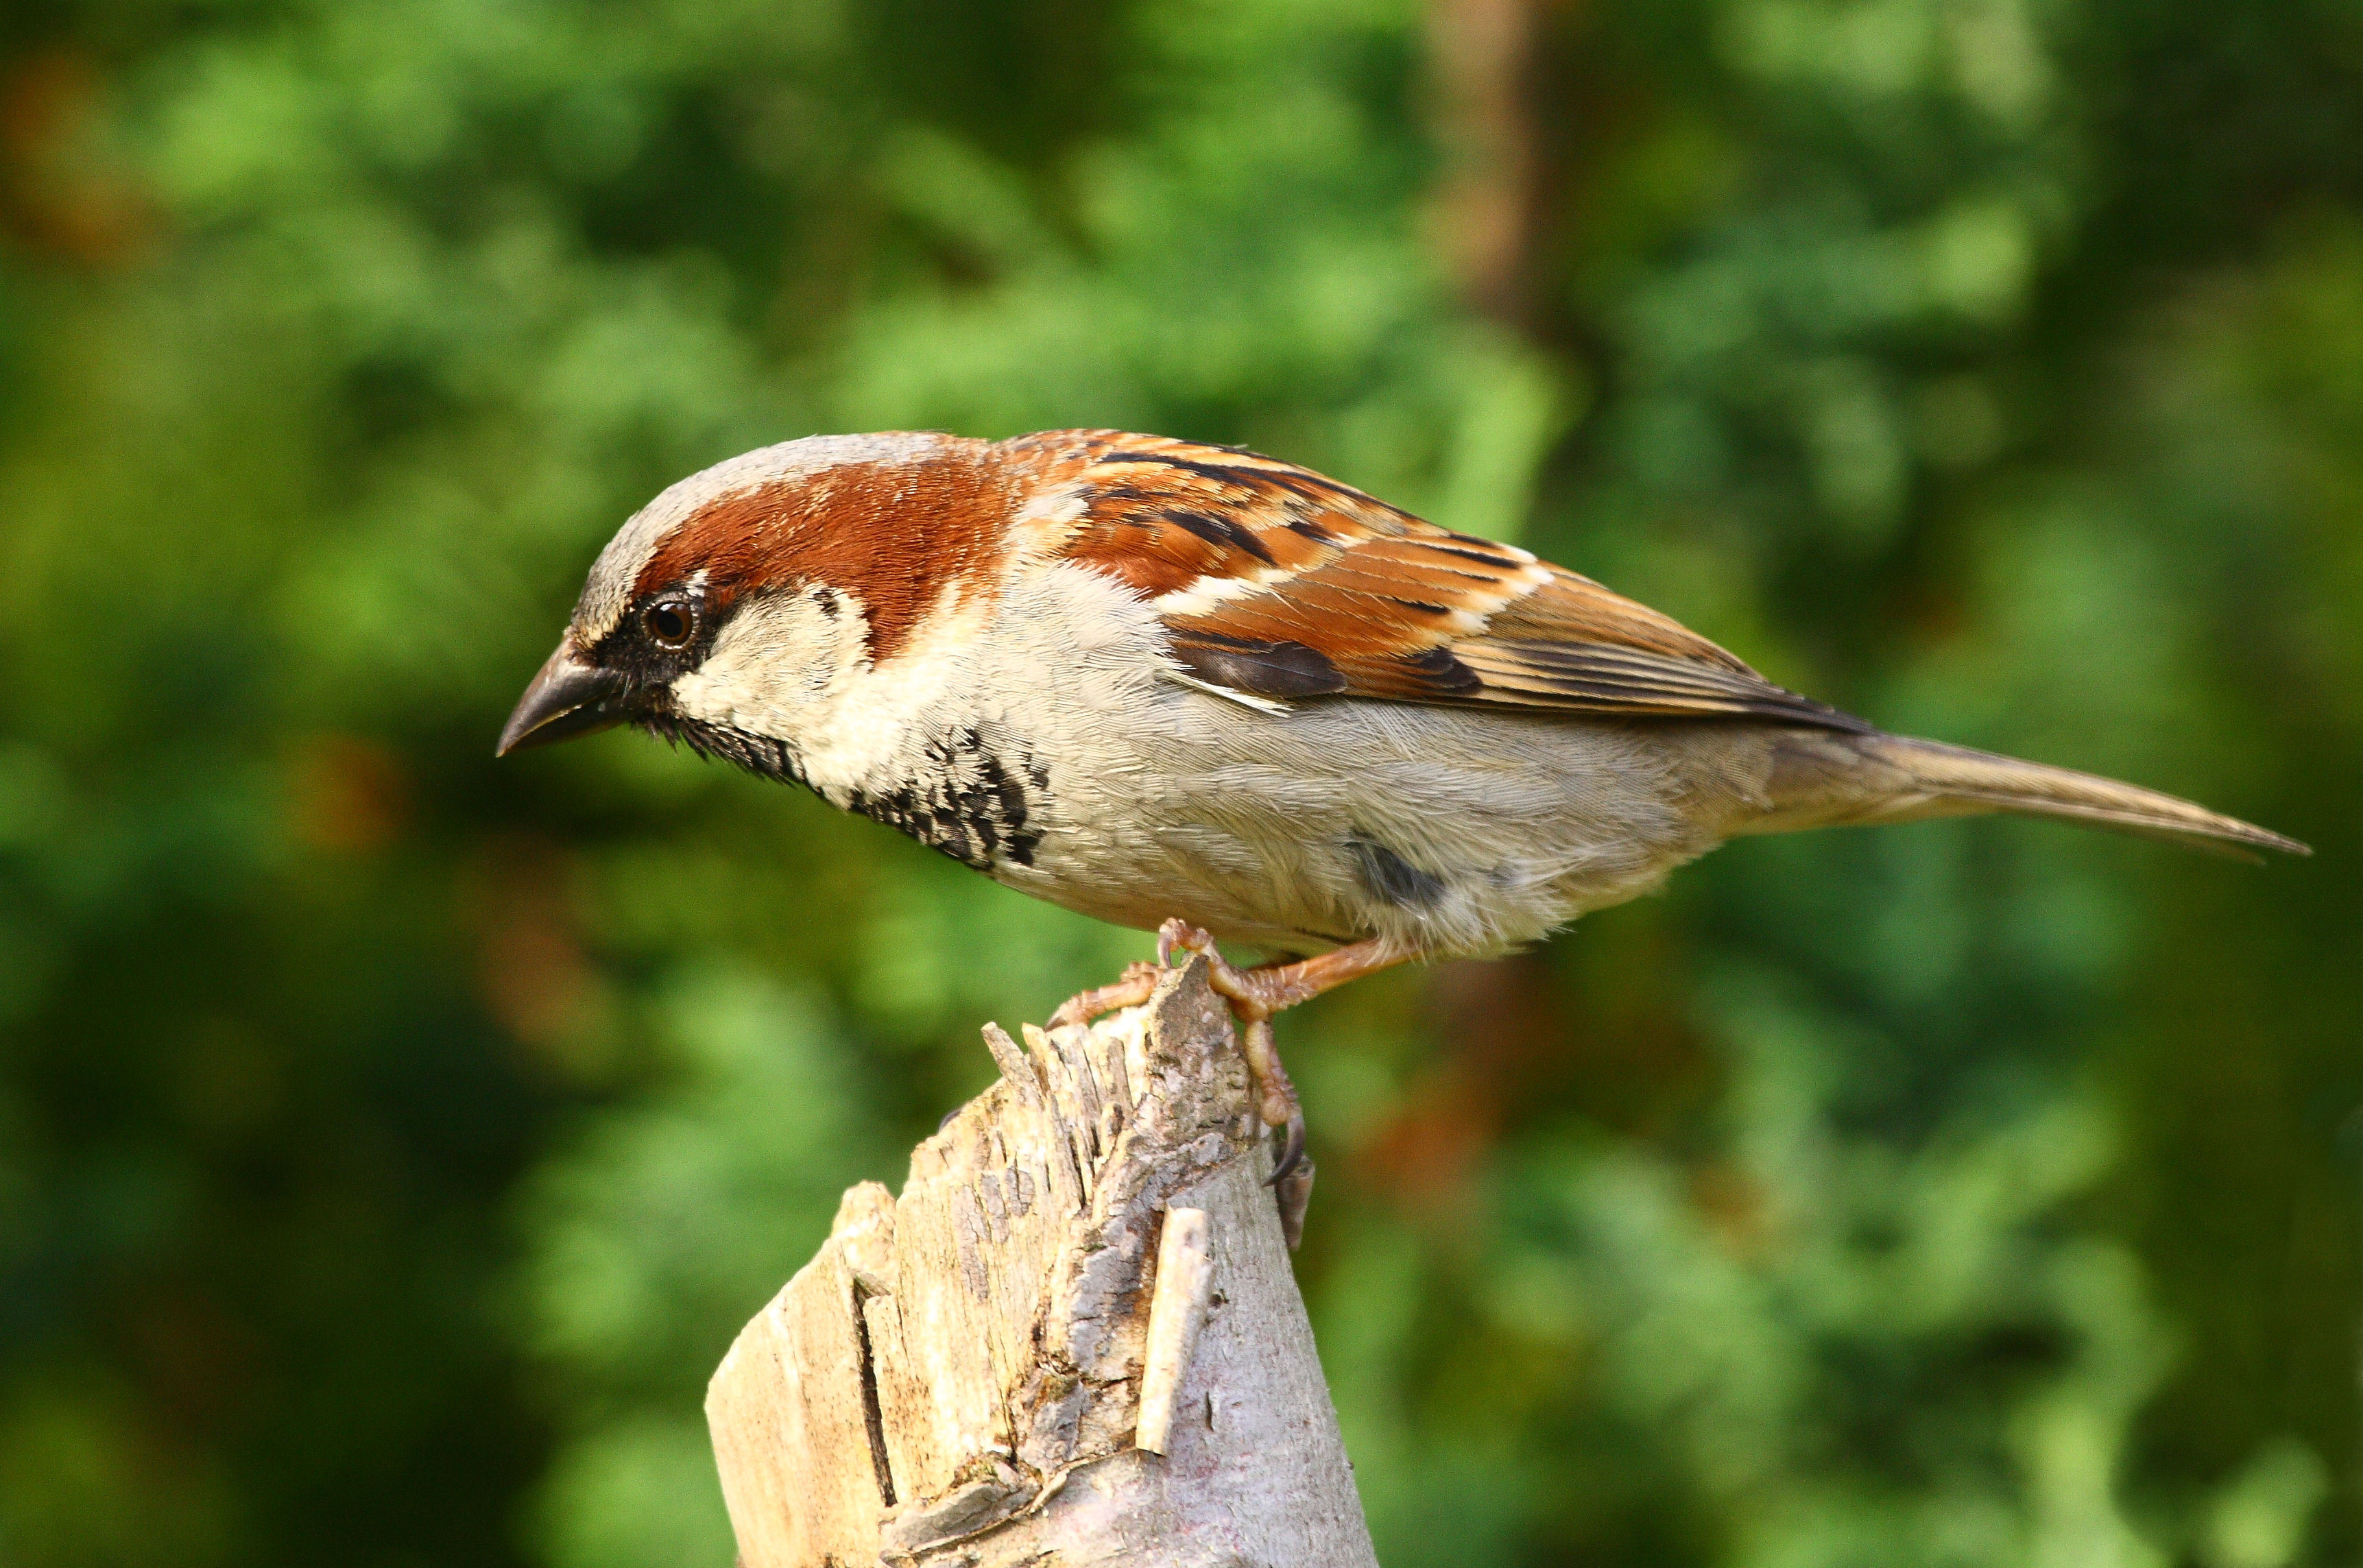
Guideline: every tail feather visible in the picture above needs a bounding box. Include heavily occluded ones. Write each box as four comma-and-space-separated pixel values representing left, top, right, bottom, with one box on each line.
1854, 734, 2309, 859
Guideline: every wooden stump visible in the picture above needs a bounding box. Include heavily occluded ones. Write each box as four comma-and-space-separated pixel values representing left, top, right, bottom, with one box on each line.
704, 956, 1377, 1566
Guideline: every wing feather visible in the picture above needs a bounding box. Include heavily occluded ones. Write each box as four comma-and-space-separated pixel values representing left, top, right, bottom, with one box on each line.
1009, 430, 1862, 732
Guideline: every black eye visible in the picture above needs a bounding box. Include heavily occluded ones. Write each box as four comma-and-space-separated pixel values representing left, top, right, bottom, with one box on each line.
643, 601, 695, 649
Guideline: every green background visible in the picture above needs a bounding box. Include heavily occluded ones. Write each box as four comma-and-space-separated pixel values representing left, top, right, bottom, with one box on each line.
2, 1, 2357, 1563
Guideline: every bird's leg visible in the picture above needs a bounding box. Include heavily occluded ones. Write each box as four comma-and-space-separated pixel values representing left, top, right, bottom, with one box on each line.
1154, 921, 1408, 1229
1157, 922, 1410, 1020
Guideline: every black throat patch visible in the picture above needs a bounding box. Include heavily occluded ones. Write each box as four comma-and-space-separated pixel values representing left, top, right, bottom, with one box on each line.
643, 714, 1048, 873
639, 712, 806, 786
840, 726, 1048, 871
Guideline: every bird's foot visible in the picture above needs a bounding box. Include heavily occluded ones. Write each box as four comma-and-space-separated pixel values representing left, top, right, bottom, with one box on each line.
1154, 921, 1312, 1231
1048, 961, 1162, 1030
1054, 921, 1339, 1246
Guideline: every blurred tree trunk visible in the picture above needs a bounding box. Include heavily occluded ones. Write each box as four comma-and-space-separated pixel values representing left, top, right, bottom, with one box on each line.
704, 958, 1376, 1567
1430, 0, 1546, 327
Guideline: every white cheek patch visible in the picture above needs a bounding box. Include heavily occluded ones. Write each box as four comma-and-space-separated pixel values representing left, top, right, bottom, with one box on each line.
669, 593, 865, 744
672, 559, 1171, 821
668, 583, 998, 801
791, 590, 996, 795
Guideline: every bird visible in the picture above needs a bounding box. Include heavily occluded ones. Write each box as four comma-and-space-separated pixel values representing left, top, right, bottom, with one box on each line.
499, 428, 2307, 1220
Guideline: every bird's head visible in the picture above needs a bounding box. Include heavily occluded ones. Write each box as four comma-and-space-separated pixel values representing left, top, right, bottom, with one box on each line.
496, 431, 1011, 779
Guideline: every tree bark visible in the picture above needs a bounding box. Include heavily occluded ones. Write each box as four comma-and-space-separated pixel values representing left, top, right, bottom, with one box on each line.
704, 956, 1378, 1567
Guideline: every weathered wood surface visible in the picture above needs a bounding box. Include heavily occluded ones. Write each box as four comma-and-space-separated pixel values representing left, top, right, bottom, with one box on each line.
705, 956, 1376, 1567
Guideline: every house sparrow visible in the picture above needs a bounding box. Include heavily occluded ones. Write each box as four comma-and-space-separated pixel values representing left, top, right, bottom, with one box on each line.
499, 429, 2306, 1209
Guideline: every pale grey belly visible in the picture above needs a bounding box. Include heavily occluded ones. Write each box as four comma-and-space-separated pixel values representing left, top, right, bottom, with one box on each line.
992, 686, 1735, 959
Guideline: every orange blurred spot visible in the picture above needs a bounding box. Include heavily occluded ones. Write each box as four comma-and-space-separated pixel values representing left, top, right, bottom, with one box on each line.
1689, 1161, 1771, 1258
458, 835, 619, 1082
1358, 1069, 1496, 1215
126, 1290, 261, 1436
0, 51, 153, 265
286, 734, 410, 855
1355, 957, 1555, 1214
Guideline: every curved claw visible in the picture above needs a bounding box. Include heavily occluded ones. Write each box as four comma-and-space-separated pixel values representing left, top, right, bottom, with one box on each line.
1264, 1109, 1308, 1190
1156, 917, 1214, 971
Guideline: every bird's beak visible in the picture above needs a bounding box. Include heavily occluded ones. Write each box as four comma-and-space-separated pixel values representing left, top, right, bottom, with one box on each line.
496, 638, 629, 756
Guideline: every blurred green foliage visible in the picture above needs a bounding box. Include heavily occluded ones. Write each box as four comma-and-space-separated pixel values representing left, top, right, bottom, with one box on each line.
1, 0, 2358, 1564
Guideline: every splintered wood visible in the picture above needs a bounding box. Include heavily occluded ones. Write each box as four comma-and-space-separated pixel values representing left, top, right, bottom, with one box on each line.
1134, 1207, 1212, 1456
704, 957, 1376, 1567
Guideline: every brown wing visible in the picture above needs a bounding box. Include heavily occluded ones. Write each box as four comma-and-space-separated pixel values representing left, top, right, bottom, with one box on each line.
1008, 431, 1869, 733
